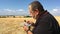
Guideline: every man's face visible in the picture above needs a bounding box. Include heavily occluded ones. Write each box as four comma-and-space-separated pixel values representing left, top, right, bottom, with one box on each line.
28, 5, 38, 19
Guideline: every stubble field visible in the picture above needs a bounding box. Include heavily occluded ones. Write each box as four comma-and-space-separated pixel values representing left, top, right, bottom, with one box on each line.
0, 16, 60, 34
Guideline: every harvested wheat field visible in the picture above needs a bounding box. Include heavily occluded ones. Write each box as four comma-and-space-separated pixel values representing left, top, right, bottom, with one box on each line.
0, 16, 60, 34
0, 18, 35, 34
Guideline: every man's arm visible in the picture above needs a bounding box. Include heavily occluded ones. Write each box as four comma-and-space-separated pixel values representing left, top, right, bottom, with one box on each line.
32, 18, 52, 34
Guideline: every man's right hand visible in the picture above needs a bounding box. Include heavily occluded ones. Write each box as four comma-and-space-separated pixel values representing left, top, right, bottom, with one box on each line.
23, 26, 29, 31
28, 31, 33, 34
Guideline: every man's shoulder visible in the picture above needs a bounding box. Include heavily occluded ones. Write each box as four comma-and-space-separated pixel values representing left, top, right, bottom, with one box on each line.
39, 13, 51, 21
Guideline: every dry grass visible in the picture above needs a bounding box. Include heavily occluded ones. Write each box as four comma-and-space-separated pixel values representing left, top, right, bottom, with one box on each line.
0, 18, 35, 34
54, 16, 60, 26
0, 16, 60, 34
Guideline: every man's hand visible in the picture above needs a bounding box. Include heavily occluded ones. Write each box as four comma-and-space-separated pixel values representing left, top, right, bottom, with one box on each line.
23, 26, 28, 31
27, 21, 34, 24
23, 24, 33, 34
28, 31, 33, 34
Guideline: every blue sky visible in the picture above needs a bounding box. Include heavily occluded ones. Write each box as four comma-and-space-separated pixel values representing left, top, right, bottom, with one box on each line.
0, 0, 60, 16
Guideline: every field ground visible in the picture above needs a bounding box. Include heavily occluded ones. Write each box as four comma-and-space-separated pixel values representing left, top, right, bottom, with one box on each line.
54, 16, 60, 25
0, 16, 60, 34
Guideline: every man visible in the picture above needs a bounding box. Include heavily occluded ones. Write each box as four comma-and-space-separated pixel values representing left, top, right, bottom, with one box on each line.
23, 1, 60, 34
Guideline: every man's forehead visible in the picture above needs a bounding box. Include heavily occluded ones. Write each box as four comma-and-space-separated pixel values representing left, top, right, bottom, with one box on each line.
29, 5, 32, 10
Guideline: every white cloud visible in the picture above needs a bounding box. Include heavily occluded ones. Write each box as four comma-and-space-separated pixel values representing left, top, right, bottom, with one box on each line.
53, 9, 58, 11
4, 9, 12, 11
16, 9, 24, 11
0, 9, 29, 16
49, 8, 60, 16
